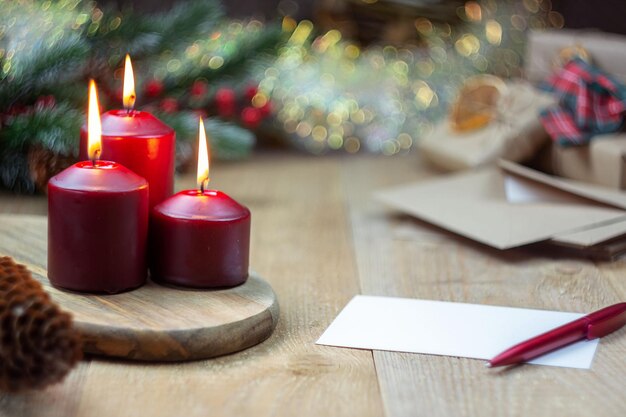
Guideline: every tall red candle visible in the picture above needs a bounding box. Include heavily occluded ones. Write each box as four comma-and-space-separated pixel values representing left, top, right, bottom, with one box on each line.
150, 119, 250, 288
79, 111, 174, 209
79, 55, 175, 210
48, 81, 148, 294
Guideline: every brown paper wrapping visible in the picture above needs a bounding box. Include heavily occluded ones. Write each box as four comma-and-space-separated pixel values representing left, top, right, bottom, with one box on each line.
418, 81, 554, 171
535, 135, 626, 190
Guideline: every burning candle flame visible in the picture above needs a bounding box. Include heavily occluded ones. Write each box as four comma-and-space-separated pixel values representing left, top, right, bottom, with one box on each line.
87, 79, 102, 161
123, 54, 136, 111
196, 118, 210, 191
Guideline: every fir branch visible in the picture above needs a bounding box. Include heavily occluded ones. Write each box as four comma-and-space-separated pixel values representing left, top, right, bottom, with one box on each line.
0, 149, 34, 194
88, 1, 224, 66
0, 103, 83, 156
204, 118, 255, 160
0, 37, 89, 108
161, 24, 284, 94
86, 9, 161, 63
153, 111, 255, 161
152, 110, 197, 144
150, 1, 224, 52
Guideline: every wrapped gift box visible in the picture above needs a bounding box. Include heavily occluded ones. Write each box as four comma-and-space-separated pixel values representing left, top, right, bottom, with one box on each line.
534, 134, 626, 190
526, 29, 626, 190
419, 28, 626, 189
418, 81, 555, 171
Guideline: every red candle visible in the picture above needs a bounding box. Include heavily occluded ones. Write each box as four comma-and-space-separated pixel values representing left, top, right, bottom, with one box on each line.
79, 55, 175, 210
150, 119, 250, 288
48, 81, 148, 294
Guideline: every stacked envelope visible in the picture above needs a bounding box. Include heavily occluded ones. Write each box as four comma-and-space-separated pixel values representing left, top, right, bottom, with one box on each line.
377, 160, 626, 259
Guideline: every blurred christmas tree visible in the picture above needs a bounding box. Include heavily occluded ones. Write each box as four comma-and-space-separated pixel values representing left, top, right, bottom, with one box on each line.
0, 0, 283, 193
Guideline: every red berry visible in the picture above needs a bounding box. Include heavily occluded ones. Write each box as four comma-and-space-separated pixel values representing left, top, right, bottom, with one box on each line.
215, 88, 235, 104
190, 80, 208, 97
145, 79, 165, 98
160, 98, 179, 113
244, 85, 258, 101
215, 88, 236, 117
241, 106, 262, 128
8, 104, 29, 115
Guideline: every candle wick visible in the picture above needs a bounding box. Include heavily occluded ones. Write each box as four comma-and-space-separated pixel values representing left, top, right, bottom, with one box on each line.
124, 95, 136, 115
91, 149, 100, 167
200, 177, 209, 193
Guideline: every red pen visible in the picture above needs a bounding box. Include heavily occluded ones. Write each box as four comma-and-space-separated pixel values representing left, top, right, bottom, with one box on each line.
487, 302, 626, 367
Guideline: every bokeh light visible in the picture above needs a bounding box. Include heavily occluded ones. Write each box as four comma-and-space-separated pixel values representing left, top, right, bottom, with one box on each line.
264, 0, 557, 155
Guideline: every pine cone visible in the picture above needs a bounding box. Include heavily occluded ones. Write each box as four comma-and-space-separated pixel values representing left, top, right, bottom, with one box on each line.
27, 146, 76, 193
0, 257, 82, 392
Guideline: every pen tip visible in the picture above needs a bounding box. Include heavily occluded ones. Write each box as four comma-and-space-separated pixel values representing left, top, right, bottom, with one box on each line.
484, 362, 492, 368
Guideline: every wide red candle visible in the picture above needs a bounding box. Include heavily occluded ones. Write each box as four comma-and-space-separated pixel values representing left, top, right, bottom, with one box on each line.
48, 161, 149, 293
149, 190, 250, 288
79, 110, 175, 210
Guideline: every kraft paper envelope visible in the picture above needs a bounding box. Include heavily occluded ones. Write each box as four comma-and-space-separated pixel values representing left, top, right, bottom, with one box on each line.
552, 220, 626, 247
376, 164, 626, 249
498, 160, 626, 210
317, 296, 599, 369
500, 160, 626, 246
502, 168, 626, 246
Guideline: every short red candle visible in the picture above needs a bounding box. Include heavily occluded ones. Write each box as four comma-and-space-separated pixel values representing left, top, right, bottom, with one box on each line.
79, 110, 175, 210
48, 161, 149, 293
149, 190, 250, 288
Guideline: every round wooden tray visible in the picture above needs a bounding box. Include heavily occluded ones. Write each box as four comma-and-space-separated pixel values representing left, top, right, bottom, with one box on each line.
0, 215, 279, 361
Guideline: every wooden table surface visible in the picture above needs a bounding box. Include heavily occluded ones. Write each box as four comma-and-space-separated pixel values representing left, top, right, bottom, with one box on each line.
0, 152, 624, 417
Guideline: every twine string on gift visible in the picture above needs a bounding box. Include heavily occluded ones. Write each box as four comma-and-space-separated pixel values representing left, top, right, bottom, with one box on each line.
492, 82, 540, 131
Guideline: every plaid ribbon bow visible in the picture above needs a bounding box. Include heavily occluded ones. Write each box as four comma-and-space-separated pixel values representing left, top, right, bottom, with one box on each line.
539, 57, 626, 146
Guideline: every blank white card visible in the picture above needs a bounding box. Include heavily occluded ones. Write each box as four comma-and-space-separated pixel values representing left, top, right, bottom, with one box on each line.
317, 296, 599, 369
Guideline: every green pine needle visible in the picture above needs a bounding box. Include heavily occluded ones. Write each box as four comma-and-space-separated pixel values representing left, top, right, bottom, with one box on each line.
150, 1, 224, 52
0, 37, 89, 108
154, 111, 255, 161
0, 103, 82, 156
205, 118, 255, 161
0, 149, 34, 193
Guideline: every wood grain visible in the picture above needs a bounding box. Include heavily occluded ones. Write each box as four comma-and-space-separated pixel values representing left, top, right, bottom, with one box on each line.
0, 214, 278, 361
341, 155, 626, 417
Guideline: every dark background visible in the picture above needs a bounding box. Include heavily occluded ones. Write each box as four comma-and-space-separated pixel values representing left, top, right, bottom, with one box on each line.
102, 0, 626, 35
103, 0, 312, 19
552, 0, 626, 35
